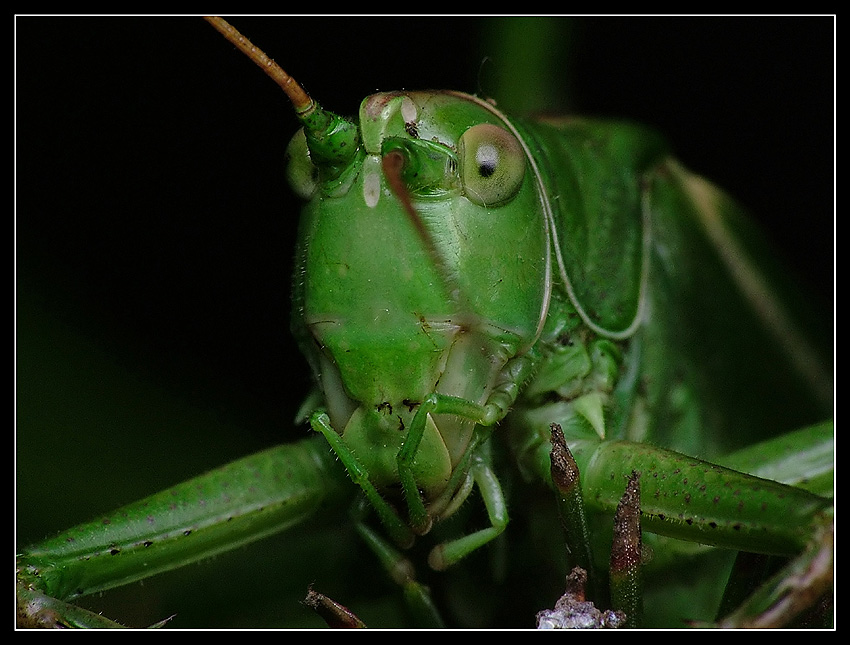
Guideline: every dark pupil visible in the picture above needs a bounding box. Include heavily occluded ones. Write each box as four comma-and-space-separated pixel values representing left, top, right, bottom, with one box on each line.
478, 159, 497, 178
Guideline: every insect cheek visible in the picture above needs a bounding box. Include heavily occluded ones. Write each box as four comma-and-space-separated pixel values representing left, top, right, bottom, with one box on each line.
458, 123, 526, 207
284, 128, 319, 199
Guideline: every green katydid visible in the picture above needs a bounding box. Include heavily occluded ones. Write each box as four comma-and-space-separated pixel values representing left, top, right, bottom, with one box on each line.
16, 16, 832, 628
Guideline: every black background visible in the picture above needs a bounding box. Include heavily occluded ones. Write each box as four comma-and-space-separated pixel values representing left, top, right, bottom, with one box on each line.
16, 16, 834, 628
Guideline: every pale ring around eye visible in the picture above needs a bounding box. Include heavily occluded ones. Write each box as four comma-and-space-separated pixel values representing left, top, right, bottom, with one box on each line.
458, 123, 526, 207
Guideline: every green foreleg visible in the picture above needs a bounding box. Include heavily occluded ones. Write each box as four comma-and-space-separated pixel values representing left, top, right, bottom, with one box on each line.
355, 522, 445, 628
17, 435, 347, 627
398, 393, 492, 533
427, 448, 509, 571
310, 411, 414, 548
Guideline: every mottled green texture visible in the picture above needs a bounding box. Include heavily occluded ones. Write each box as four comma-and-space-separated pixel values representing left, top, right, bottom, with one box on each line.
580, 440, 829, 555
515, 117, 668, 336
18, 437, 349, 602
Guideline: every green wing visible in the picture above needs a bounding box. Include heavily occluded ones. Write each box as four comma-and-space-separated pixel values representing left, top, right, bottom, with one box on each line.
515, 117, 668, 338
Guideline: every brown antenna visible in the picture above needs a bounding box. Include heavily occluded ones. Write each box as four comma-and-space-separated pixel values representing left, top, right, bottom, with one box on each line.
204, 16, 314, 116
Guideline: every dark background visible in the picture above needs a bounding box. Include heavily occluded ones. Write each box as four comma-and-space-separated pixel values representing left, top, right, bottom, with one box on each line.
16, 16, 834, 628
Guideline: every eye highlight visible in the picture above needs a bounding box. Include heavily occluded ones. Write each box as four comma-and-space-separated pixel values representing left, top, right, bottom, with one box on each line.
475, 143, 499, 178
458, 123, 526, 206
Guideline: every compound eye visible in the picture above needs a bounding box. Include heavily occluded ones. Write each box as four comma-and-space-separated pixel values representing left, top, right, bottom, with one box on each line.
284, 128, 318, 200
458, 123, 526, 206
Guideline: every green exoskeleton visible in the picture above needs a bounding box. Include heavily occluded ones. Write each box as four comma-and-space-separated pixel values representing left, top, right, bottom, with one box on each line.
17, 18, 833, 628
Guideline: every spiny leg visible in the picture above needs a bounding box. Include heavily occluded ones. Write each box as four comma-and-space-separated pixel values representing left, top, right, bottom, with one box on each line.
354, 521, 445, 628
397, 359, 533, 536
16, 585, 129, 629
310, 411, 414, 548
396, 393, 493, 534
16, 582, 173, 628
427, 446, 509, 571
